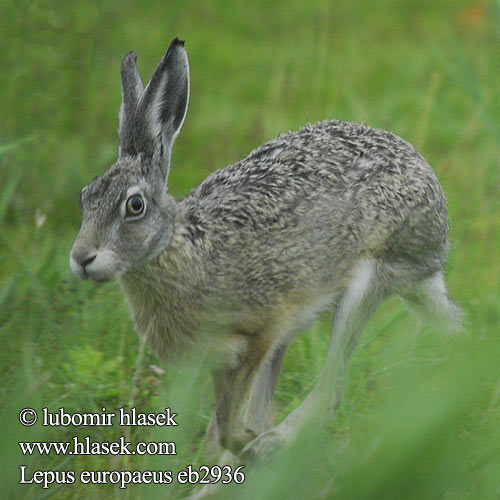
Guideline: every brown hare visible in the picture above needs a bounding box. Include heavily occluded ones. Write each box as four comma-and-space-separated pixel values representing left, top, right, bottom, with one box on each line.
70, 38, 461, 463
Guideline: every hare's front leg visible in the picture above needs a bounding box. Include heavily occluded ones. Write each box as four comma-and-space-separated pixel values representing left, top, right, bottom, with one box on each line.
207, 343, 286, 456
187, 345, 287, 499
242, 259, 388, 459
243, 344, 287, 434
211, 338, 284, 455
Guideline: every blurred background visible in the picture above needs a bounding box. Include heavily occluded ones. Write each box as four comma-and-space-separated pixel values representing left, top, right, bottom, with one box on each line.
1, 0, 499, 499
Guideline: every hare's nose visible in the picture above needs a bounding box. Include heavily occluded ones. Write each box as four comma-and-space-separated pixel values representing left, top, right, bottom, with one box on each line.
81, 254, 97, 268
70, 246, 98, 279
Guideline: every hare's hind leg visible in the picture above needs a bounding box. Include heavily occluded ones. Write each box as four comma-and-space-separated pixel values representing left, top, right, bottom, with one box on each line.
242, 258, 389, 458
404, 271, 463, 333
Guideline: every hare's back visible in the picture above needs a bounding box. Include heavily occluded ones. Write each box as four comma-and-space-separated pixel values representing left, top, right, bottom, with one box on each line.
182, 120, 448, 271
188, 120, 445, 224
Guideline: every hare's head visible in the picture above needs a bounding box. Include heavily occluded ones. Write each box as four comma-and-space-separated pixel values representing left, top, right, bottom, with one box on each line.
70, 38, 189, 281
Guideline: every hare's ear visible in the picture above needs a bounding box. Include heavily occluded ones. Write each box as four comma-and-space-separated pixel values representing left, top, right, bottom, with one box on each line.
119, 51, 145, 157
134, 38, 190, 179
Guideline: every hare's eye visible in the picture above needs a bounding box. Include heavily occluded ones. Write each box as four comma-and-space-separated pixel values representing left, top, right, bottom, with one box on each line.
126, 195, 145, 216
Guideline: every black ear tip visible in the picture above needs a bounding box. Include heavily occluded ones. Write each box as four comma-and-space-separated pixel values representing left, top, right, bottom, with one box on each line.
170, 37, 186, 48
162, 38, 187, 63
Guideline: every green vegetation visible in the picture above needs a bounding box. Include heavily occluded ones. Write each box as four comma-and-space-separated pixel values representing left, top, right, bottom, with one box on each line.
1, 0, 499, 498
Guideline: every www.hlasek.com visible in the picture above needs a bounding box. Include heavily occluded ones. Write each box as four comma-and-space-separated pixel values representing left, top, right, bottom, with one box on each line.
18, 406, 245, 489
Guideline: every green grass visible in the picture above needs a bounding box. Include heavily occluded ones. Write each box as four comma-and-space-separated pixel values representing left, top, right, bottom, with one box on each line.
1, 0, 499, 498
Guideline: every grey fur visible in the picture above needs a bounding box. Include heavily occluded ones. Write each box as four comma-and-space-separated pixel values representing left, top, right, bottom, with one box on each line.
70, 39, 461, 462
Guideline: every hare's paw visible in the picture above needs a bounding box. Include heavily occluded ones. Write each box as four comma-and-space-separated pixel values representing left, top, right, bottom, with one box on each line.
240, 427, 288, 462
